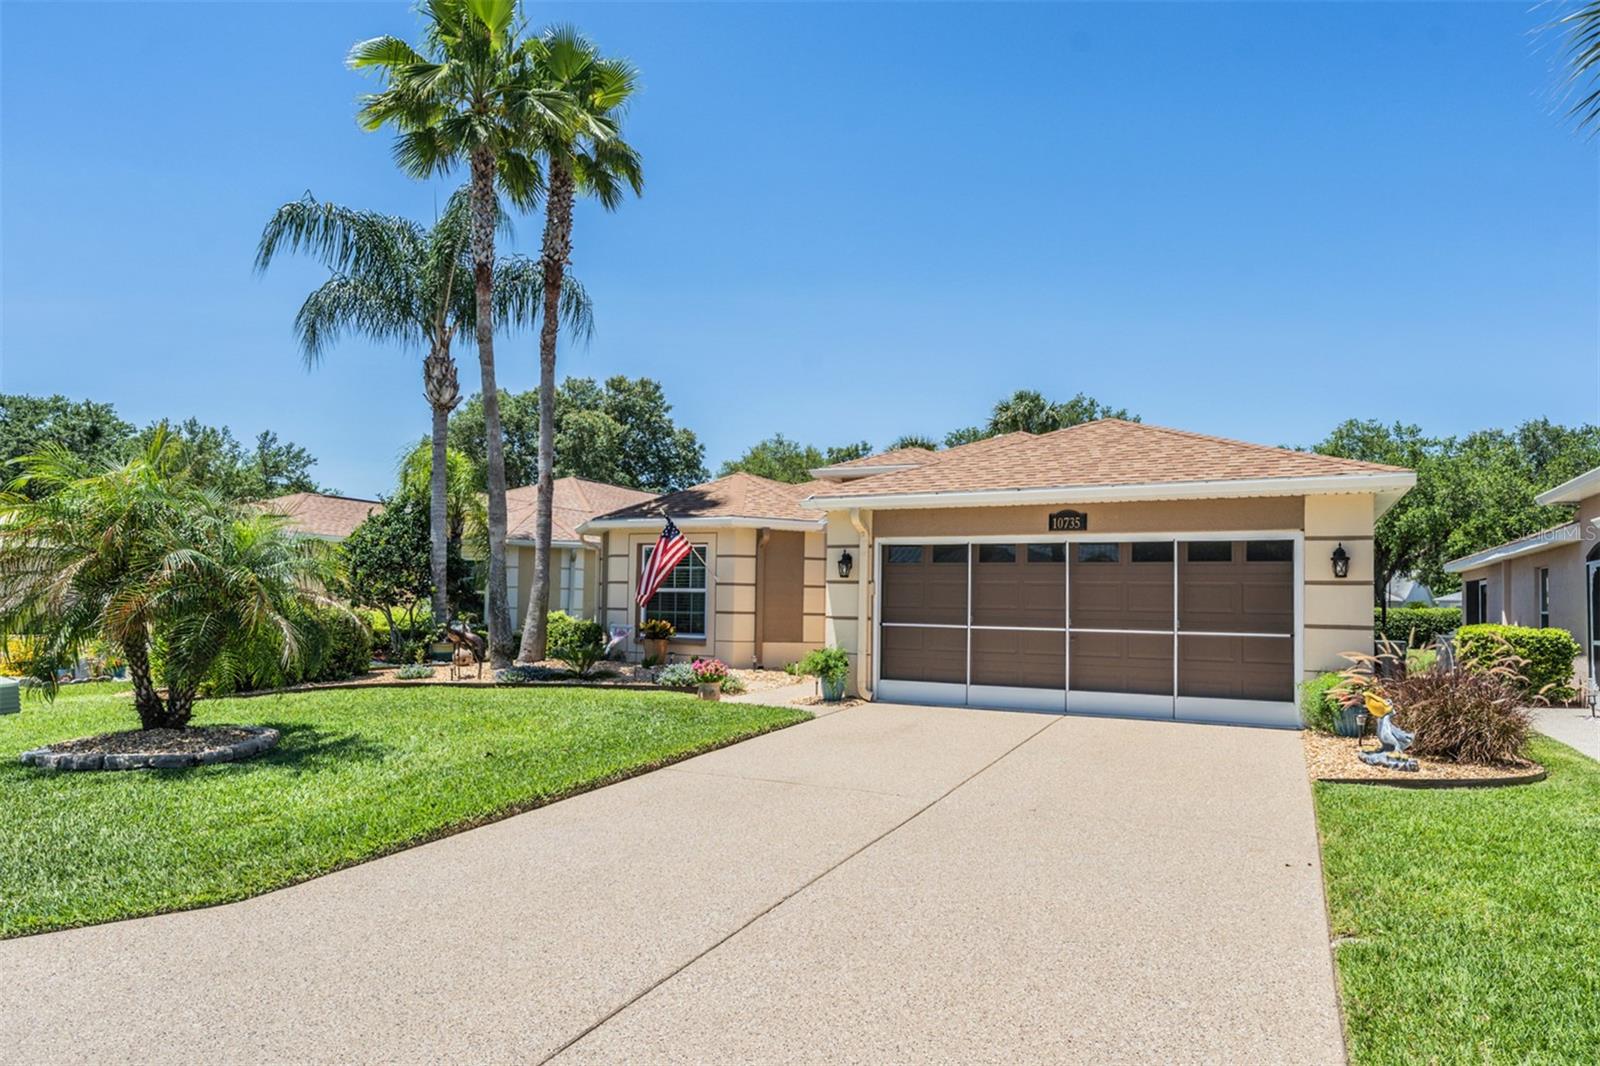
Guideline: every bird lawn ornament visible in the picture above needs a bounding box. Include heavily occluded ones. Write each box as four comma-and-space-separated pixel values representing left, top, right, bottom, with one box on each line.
1359, 692, 1418, 772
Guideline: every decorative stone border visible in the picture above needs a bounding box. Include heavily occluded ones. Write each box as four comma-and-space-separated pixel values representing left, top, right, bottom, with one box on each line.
1317, 763, 1546, 789
20, 727, 280, 772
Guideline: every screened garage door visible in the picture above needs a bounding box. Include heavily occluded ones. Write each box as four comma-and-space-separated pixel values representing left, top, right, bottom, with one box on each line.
876, 539, 1298, 727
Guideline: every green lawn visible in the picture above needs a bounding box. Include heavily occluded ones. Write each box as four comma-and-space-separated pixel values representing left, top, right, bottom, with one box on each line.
1316, 737, 1600, 1064
0, 682, 808, 939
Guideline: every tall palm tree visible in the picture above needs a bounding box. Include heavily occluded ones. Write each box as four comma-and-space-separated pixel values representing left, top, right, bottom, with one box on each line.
256, 190, 592, 624
1561, 2, 1600, 131
351, 0, 561, 667
517, 27, 643, 664
0, 434, 332, 729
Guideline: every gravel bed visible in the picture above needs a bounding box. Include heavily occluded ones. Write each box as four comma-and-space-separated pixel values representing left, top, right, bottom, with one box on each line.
1301, 730, 1544, 787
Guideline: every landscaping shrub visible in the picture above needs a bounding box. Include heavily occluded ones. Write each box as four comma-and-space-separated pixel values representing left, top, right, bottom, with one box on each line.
720, 675, 747, 695
1374, 606, 1461, 645
547, 612, 605, 676
1457, 624, 1581, 702
199, 602, 372, 695
395, 663, 435, 679
655, 662, 697, 689
494, 665, 571, 685
1299, 672, 1344, 734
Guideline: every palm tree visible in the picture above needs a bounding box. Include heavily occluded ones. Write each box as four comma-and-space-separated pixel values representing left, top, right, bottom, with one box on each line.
1561, 2, 1600, 131
256, 190, 591, 625
351, 0, 562, 667
517, 27, 643, 665
0, 434, 331, 729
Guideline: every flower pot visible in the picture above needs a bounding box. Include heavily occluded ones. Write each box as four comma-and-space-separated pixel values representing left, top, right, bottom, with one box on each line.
1333, 703, 1363, 737
821, 675, 847, 702
697, 682, 722, 701
643, 638, 668, 664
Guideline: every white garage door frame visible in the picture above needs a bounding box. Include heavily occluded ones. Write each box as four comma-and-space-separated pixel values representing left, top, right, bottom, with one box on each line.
872, 530, 1305, 729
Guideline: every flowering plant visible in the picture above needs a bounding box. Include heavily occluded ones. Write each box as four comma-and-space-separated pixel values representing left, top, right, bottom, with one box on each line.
691, 657, 729, 684
639, 618, 676, 640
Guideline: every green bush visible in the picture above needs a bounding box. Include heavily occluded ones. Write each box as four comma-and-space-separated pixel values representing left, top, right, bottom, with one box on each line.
546, 612, 606, 676
182, 602, 372, 696
1374, 606, 1461, 645
395, 663, 435, 680
1456, 624, 1582, 702
791, 646, 850, 685
720, 675, 747, 695
1299, 672, 1345, 734
655, 662, 697, 689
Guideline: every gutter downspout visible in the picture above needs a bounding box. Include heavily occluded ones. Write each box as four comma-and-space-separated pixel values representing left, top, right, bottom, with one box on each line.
848, 508, 871, 698
755, 528, 770, 668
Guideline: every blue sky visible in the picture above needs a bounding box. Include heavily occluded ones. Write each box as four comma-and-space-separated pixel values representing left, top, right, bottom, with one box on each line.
3, 1, 1596, 497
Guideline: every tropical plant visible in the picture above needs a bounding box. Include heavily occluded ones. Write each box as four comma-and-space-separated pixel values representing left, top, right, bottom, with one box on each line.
257, 190, 591, 623
352, 0, 559, 668
548, 614, 605, 676
638, 617, 676, 640
886, 434, 940, 452
0, 435, 333, 729
791, 647, 851, 695
1559, 1, 1600, 133
181, 602, 372, 696
518, 25, 644, 666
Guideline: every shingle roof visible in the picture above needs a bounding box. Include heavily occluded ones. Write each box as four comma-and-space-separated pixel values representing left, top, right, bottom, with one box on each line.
813, 446, 939, 475
805, 420, 1410, 502
257, 493, 382, 540
506, 477, 658, 543
587, 472, 824, 525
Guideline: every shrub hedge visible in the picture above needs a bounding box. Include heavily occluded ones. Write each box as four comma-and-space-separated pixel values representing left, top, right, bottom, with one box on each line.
1374, 606, 1461, 646
1299, 672, 1344, 734
1456, 624, 1581, 702
158, 602, 372, 696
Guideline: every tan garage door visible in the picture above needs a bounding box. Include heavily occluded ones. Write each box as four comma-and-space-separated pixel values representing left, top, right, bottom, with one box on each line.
875, 539, 1298, 726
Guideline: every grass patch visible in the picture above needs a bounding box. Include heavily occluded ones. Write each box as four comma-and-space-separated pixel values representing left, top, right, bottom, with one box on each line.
0, 682, 808, 938
1315, 737, 1600, 1064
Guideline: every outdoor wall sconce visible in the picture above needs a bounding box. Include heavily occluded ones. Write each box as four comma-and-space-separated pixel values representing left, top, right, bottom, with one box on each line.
1331, 543, 1350, 579
837, 549, 854, 579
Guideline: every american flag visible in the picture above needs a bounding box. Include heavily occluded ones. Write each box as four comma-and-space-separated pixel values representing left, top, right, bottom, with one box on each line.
637, 516, 693, 607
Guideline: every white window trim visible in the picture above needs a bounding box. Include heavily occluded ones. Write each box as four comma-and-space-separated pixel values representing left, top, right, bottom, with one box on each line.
640, 542, 710, 640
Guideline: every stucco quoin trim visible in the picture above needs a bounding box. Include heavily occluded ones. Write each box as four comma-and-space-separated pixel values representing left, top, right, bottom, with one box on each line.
801, 472, 1417, 512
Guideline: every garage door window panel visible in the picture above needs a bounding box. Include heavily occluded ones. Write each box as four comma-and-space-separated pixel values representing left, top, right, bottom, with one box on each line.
881, 544, 968, 626
1178, 540, 1292, 635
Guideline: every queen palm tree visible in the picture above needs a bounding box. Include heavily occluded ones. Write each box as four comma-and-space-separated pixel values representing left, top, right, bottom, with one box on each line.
1561, 2, 1600, 131
351, 0, 563, 667
256, 190, 592, 624
0, 433, 332, 729
517, 27, 644, 664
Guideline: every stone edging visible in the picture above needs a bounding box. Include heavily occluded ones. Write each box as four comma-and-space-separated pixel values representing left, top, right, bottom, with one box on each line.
1316, 764, 1546, 789
20, 727, 281, 772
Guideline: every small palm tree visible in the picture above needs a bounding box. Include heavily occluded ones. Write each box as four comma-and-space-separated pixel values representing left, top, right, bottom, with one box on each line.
0, 435, 331, 729
256, 189, 591, 623
351, 0, 562, 667
1560, 2, 1600, 131
517, 27, 643, 665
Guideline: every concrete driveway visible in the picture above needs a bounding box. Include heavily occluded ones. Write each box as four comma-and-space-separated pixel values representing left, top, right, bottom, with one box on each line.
2, 705, 1344, 1065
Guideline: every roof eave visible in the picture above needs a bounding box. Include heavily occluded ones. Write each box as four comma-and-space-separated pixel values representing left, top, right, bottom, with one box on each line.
807, 463, 923, 479
578, 515, 824, 534
800, 471, 1418, 511
1443, 522, 1584, 573
1534, 465, 1600, 506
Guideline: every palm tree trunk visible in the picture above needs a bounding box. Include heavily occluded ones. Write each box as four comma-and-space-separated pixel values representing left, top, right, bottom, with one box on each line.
422, 345, 459, 625
123, 634, 168, 731
517, 159, 575, 664
470, 148, 514, 668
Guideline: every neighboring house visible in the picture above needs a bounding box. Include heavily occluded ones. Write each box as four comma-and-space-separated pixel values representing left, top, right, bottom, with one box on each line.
257, 492, 382, 541
1444, 464, 1600, 691
584, 419, 1415, 728
505, 477, 658, 623
1385, 573, 1439, 608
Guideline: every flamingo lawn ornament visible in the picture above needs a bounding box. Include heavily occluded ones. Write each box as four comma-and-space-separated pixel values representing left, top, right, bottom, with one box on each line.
1359, 692, 1419, 771
445, 620, 486, 665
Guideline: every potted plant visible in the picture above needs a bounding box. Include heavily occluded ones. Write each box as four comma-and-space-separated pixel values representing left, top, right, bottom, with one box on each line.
794, 646, 851, 701
638, 618, 675, 665
691, 657, 729, 701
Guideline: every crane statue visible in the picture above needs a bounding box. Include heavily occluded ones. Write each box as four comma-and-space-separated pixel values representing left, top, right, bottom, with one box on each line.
1359, 692, 1418, 772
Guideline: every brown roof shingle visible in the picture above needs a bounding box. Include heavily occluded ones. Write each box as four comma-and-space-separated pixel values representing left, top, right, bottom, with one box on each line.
814, 446, 939, 474
805, 420, 1409, 502
506, 477, 658, 543
257, 493, 382, 540
588, 472, 824, 525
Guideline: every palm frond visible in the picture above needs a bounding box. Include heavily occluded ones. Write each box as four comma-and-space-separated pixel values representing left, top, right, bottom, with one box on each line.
1559, 0, 1600, 132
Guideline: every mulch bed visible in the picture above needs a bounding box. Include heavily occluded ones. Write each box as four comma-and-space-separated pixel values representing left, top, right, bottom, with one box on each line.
41, 726, 260, 755
21, 725, 280, 771
1302, 730, 1545, 788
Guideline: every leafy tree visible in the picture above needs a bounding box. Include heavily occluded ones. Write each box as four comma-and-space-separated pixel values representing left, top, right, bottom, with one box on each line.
450, 377, 707, 491
132, 418, 324, 500
518, 27, 644, 665
939, 390, 1136, 447
397, 440, 487, 558
352, 0, 551, 667
824, 441, 873, 465
0, 394, 133, 493
343, 496, 437, 655
886, 434, 940, 452
942, 425, 989, 448
256, 189, 590, 622
719, 435, 826, 484
0, 433, 333, 729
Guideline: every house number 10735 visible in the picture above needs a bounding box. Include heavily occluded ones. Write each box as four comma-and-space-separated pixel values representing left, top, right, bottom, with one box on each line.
1048, 510, 1088, 532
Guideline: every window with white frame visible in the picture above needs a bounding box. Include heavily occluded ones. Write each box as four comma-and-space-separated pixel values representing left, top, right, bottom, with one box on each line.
640, 543, 708, 638
1538, 567, 1550, 629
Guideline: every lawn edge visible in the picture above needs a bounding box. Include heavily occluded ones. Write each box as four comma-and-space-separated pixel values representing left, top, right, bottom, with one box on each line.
2, 703, 815, 941
1305, 777, 1354, 1066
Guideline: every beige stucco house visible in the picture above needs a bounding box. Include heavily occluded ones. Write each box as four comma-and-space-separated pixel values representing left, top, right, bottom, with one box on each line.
504, 477, 658, 624
583, 420, 1415, 728
258, 492, 383, 541
1444, 464, 1600, 693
